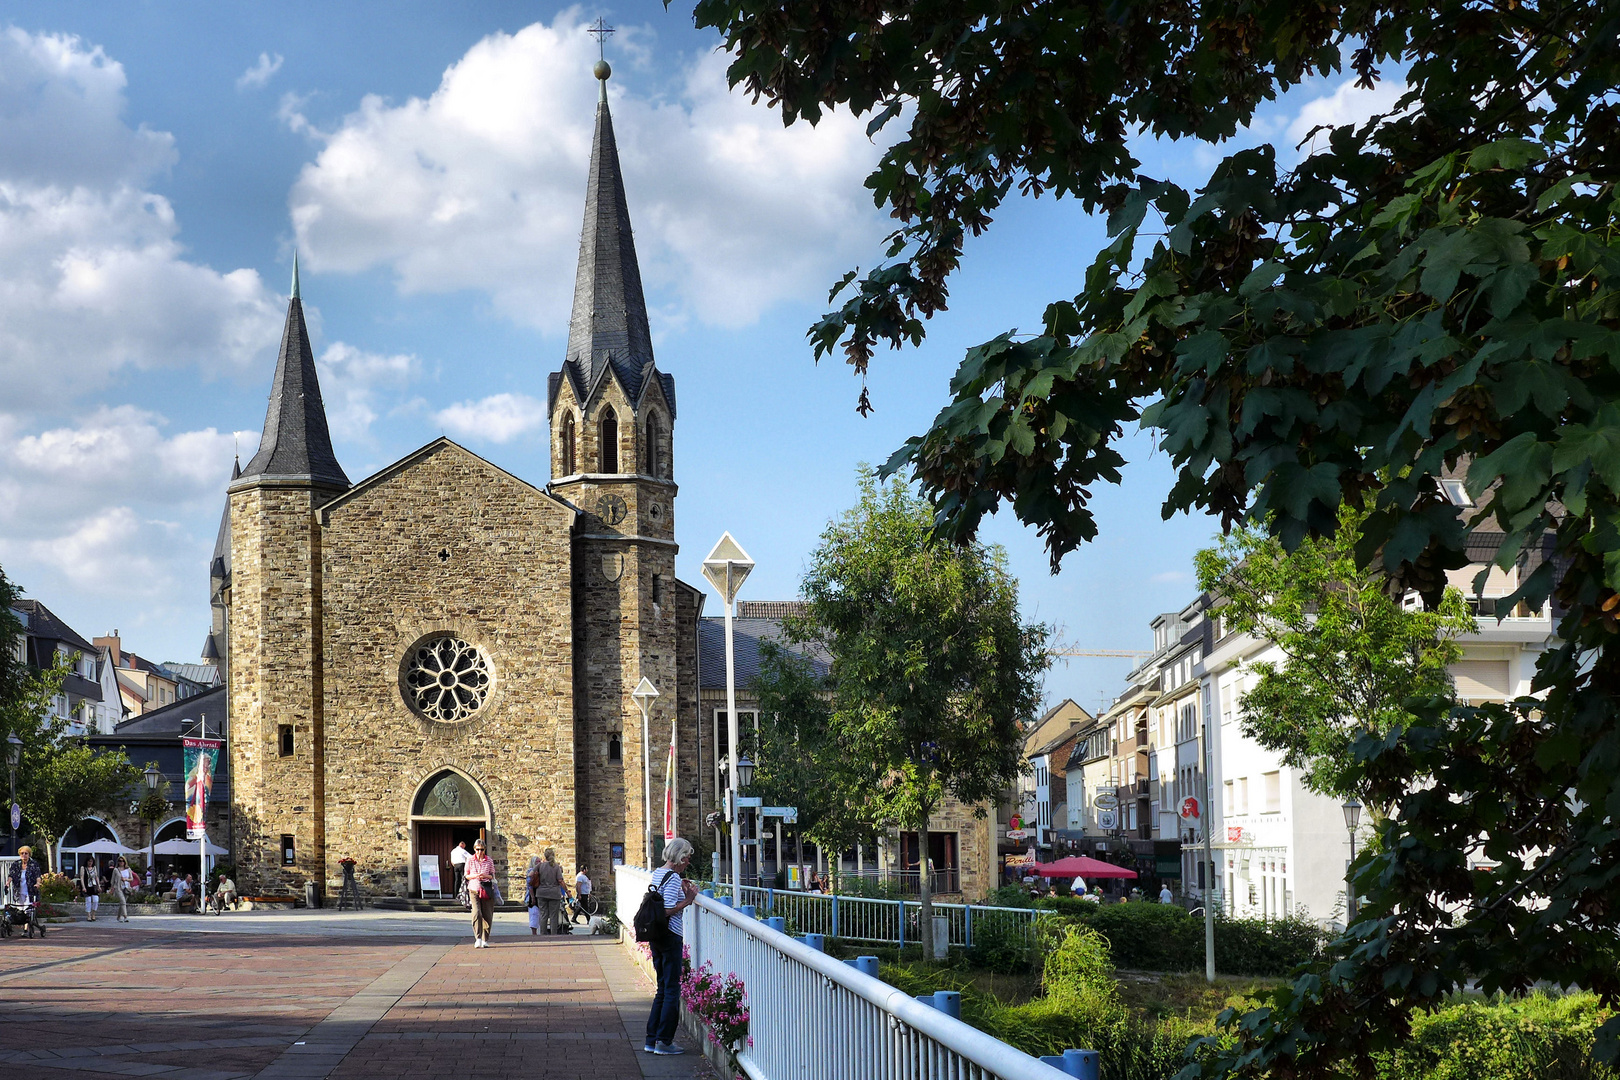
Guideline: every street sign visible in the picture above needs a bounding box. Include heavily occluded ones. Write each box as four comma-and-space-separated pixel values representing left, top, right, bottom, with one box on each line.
1092, 791, 1119, 811
9, 803, 17, 831
1005, 828, 1031, 840
1180, 796, 1201, 819
761, 806, 799, 823
1096, 809, 1118, 830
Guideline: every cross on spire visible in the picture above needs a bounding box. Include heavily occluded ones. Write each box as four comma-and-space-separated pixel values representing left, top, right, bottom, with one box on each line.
587, 17, 614, 60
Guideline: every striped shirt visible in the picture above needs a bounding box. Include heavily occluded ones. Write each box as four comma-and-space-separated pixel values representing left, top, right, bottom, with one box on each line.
654, 868, 685, 937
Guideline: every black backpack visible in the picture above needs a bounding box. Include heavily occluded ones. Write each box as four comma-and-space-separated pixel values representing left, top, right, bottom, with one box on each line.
633, 870, 674, 943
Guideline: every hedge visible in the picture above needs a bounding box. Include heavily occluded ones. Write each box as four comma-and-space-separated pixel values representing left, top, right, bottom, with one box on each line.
1032, 899, 1325, 977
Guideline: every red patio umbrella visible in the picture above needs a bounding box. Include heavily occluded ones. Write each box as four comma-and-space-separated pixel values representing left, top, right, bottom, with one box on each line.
1031, 855, 1137, 879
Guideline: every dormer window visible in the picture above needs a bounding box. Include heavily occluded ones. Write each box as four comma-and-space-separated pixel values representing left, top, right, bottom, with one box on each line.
600, 407, 618, 473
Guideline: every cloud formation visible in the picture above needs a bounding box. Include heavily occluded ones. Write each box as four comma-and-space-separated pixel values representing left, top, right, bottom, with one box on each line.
434, 393, 546, 444
237, 51, 284, 91
316, 342, 419, 442
287, 14, 888, 332
1287, 77, 1409, 152
0, 27, 284, 409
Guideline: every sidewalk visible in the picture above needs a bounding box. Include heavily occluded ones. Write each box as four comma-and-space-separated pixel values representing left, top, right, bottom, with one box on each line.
0, 915, 710, 1079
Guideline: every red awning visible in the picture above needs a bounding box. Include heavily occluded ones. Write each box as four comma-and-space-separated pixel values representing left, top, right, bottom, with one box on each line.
1031, 855, 1138, 879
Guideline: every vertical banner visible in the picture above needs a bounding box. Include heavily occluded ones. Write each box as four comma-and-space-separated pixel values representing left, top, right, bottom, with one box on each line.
183, 738, 223, 839
663, 719, 678, 840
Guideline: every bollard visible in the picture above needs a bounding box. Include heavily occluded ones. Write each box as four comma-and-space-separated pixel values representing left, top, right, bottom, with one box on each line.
701, 888, 714, 899
803, 932, 826, 952
739, 904, 756, 919
851, 955, 880, 977
717, 895, 733, 908
1063, 1049, 1100, 1080
931, 991, 961, 1020
766, 917, 786, 933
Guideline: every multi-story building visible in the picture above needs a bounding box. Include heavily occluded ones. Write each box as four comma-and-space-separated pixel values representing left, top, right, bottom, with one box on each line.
1017, 699, 1091, 859
14, 600, 114, 735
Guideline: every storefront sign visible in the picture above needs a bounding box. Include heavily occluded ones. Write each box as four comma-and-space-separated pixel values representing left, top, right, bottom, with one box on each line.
1097, 808, 1118, 830
1006, 828, 1031, 840
1180, 796, 1201, 820
1227, 826, 1245, 843
1093, 791, 1120, 811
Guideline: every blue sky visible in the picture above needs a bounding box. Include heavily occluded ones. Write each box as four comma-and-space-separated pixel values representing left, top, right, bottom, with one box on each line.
0, 3, 1402, 713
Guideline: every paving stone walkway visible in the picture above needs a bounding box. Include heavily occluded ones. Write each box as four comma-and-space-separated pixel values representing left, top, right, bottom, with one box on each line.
0, 918, 710, 1080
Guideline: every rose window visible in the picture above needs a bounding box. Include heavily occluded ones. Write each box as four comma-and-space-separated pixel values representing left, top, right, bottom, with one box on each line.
403, 636, 492, 722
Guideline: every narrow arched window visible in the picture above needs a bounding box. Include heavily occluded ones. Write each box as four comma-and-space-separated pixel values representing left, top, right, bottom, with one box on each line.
644, 413, 661, 477
599, 407, 618, 473
561, 413, 576, 476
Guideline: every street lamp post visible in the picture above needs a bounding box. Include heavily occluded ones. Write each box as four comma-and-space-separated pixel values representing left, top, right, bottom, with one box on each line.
734, 754, 755, 885
703, 533, 754, 895
632, 678, 660, 869
7, 734, 21, 862
144, 764, 163, 884
1342, 797, 1362, 923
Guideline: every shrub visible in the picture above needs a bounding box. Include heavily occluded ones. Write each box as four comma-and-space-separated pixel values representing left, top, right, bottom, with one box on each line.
1030, 901, 1325, 976
965, 910, 1038, 973
1376, 993, 1617, 1080
987, 884, 1036, 908
38, 872, 77, 903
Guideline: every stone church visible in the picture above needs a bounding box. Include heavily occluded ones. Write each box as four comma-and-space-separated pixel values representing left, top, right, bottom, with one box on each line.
211, 67, 706, 900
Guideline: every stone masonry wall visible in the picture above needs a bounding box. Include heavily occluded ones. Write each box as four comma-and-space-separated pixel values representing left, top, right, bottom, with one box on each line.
228, 482, 332, 897
319, 441, 577, 898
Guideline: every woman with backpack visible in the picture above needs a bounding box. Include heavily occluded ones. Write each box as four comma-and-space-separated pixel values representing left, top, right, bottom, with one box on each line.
640, 837, 698, 1056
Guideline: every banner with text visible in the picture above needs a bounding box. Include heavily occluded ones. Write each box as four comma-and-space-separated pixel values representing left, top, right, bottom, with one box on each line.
183, 738, 223, 840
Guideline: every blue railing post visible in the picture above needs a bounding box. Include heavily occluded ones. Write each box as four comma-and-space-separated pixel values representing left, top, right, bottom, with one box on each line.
701, 888, 715, 899
849, 955, 879, 977
739, 904, 756, 919
965, 906, 973, 949
803, 933, 826, 952
767, 888, 775, 914
1039, 1050, 1100, 1079
766, 916, 786, 933
831, 894, 839, 939
896, 900, 905, 950
932, 991, 961, 1020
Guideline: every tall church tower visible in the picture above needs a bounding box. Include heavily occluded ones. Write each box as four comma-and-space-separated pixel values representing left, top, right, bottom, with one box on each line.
548, 62, 679, 876
228, 260, 350, 895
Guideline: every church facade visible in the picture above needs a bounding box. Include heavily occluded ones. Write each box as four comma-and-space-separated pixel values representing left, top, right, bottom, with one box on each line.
216, 68, 706, 900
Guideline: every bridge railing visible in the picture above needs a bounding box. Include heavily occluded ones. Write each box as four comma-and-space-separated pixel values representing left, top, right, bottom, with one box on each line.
701, 880, 1048, 951
617, 865, 1070, 1080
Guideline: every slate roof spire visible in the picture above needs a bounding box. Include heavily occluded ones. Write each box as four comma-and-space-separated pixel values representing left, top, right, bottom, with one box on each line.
563, 58, 655, 395
239, 260, 350, 489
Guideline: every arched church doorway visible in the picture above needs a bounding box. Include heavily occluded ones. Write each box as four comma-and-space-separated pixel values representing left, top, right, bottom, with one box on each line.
410, 769, 490, 898
59, 817, 117, 876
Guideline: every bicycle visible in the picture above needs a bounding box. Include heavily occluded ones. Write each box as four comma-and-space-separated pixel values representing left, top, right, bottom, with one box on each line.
566, 891, 600, 926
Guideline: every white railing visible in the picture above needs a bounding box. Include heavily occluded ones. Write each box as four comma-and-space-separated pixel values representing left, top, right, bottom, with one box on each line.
618, 865, 1069, 1080
706, 881, 1047, 951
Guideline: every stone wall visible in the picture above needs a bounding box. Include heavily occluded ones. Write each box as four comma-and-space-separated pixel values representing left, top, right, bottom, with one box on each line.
318, 441, 578, 898
228, 480, 334, 897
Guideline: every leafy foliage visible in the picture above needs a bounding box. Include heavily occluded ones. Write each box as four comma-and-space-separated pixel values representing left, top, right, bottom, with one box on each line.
687, 1, 1620, 1074
1195, 507, 1475, 798
783, 467, 1049, 929
19, 740, 143, 870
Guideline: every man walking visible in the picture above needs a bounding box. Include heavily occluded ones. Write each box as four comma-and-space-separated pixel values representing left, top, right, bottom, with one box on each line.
449, 841, 470, 900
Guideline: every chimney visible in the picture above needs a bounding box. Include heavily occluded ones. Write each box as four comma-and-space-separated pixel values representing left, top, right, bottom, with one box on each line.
94, 634, 121, 669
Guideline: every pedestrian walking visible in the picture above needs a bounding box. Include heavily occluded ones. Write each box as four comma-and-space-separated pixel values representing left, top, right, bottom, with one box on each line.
449, 841, 470, 900
533, 848, 566, 934
1159, 883, 1173, 904
643, 836, 698, 1056
79, 859, 101, 921
464, 838, 496, 947
110, 857, 133, 921
525, 855, 542, 936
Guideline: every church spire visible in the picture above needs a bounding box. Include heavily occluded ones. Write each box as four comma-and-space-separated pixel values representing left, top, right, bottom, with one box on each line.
239, 269, 349, 489
563, 58, 654, 392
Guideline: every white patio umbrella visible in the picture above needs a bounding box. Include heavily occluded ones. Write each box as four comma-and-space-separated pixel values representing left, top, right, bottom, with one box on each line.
59, 838, 139, 855
152, 838, 229, 856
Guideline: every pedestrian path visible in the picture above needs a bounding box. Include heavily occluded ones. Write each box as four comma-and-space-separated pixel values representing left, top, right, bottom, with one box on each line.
0, 917, 709, 1079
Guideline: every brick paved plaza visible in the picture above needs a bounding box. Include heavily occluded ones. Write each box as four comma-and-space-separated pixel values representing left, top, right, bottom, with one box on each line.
0, 913, 710, 1080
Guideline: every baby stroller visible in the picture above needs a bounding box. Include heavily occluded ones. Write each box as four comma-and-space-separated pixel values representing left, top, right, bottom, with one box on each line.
1, 901, 45, 938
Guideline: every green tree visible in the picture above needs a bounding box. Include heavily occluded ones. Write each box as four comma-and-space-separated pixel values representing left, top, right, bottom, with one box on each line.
1195, 508, 1476, 801
788, 469, 1048, 934
687, 2, 1620, 1072
0, 566, 62, 755
19, 741, 142, 871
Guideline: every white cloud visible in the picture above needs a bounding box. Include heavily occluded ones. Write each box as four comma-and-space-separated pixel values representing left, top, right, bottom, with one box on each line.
316, 341, 419, 441
0, 28, 284, 409
0, 407, 253, 610
287, 13, 887, 332
1287, 77, 1409, 152
236, 51, 284, 91
434, 393, 546, 444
